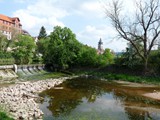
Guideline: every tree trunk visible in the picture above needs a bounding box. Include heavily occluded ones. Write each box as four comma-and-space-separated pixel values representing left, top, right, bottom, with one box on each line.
144, 58, 149, 75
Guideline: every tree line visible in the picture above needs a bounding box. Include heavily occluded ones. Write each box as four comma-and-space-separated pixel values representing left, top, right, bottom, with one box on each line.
37, 26, 115, 70
0, 26, 115, 70
1, 0, 160, 75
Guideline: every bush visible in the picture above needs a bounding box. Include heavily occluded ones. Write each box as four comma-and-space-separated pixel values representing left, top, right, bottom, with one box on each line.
0, 51, 14, 65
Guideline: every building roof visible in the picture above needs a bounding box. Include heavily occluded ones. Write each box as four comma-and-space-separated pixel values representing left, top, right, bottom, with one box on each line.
0, 14, 21, 23
0, 14, 12, 22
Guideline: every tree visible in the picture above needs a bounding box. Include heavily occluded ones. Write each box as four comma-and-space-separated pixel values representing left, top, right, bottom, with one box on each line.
148, 50, 160, 72
10, 27, 20, 40
38, 26, 47, 40
121, 37, 143, 68
0, 32, 8, 52
106, 0, 160, 73
36, 37, 50, 59
77, 45, 99, 67
43, 26, 81, 69
0, 32, 13, 63
12, 35, 36, 64
102, 48, 115, 64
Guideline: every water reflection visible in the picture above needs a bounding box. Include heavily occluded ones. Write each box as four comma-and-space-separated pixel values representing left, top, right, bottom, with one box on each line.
39, 77, 160, 120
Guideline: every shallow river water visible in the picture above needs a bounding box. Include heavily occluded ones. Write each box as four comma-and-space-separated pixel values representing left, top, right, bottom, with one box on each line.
39, 77, 160, 120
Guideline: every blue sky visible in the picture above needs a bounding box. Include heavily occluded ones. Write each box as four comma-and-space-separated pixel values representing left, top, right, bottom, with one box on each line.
0, 0, 130, 52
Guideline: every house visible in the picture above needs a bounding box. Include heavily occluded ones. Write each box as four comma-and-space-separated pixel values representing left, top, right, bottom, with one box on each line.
0, 14, 22, 40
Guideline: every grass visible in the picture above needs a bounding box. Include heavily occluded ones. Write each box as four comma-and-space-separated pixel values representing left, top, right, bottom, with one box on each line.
71, 68, 160, 84
0, 105, 14, 120
92, 72, 160, 84
0, 112, 14, 120
18, 72, 70, 81
103, 73, 157, 83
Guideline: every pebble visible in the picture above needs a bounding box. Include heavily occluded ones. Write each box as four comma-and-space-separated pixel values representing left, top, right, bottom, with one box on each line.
0, 77, 70, 120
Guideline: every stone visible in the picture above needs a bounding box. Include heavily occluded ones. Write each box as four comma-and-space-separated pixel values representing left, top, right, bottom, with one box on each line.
0, 77, 74, 119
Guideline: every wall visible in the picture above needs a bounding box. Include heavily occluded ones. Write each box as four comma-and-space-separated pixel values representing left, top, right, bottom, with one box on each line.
0, 64, 45, 80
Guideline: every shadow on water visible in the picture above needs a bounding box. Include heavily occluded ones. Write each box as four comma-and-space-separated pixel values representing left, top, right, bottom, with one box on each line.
39, 77, 160, 120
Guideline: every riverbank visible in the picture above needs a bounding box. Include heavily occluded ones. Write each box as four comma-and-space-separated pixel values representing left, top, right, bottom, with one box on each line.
69, 68, 160, 84
0, 77, 72, 120
70, 69, 160, 100
114, 80, 160, 100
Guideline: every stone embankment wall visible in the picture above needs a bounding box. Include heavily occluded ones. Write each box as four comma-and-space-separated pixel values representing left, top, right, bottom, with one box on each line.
0, 77, 69, 120
0, 65, 18, 79
17, 64, 45, 76
0, 64, 45, 79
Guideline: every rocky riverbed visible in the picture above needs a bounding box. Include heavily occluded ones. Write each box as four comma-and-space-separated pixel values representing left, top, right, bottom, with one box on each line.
0, 77, 70, 120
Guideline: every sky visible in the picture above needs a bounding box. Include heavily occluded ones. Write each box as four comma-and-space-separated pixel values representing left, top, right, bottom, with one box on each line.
0, 0, 134, 52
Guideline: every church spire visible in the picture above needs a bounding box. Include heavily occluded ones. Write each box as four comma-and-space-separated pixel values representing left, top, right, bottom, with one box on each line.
98, 38, 104, 54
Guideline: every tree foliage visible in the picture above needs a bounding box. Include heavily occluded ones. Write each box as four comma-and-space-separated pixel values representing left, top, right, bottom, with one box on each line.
121, 38, 143, 68
40, 26, 115, 69
102, 49, 115, 64
38, 26, 47, 40
12, 35, 36, 64
77, 45, 99, 67
0, 32, 10, 52
148, 50, 160, 72
43, 26, 81, 69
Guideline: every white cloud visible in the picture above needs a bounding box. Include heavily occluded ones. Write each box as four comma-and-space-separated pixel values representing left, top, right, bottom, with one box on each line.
13, 0, 106, 36
13, 0, 68, 36
81, 1, 101, 12
26, 1, 69, 18
76, 1, 104, 18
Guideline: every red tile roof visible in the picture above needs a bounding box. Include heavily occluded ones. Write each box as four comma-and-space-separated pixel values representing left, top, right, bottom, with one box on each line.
0, 14, 20, 23
0, 14, 12, 22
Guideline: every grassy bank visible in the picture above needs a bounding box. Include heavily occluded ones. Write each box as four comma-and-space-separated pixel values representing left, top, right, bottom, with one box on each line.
70, 68, 160, 84
0, 112, 13, 120
18, 72, 69, 81
90, 72, 160, 84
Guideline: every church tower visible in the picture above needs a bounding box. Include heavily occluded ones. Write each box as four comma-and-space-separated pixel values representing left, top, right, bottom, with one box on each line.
98, 38, 104, 54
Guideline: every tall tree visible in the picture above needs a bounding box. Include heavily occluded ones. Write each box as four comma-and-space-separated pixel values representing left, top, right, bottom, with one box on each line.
77, 45, 99, 67
38, 26, 47, 40
12, 35, 36, 64
44, 26, 81, 69
106, 0, 160, 73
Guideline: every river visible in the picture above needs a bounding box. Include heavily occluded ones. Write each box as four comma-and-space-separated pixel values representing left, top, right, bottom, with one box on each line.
39, 77, 160, 120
